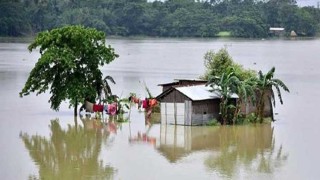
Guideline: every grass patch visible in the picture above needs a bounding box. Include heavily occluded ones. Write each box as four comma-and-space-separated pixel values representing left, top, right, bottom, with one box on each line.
206, 118, 220, 126
216, 31, 232, 37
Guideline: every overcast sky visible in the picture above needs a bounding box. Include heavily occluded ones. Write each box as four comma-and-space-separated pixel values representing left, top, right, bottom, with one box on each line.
297, 0, 319, 7
147, 0, 319, 7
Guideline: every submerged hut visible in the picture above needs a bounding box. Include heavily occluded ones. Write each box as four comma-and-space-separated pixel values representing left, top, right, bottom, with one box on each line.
156, 84, 238, 125
156, 79, 273, 125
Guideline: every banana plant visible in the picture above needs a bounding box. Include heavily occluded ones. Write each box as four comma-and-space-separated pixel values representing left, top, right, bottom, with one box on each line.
255, 67, 290, 123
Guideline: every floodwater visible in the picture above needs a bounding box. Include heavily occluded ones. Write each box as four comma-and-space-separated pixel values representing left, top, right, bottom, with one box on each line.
1, 38, 320, 179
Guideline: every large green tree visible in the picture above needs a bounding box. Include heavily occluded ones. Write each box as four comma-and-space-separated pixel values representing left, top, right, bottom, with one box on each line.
20, 25, 118, 116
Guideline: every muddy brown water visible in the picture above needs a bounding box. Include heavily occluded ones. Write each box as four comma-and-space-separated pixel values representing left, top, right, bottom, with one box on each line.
1, 38, 319, 179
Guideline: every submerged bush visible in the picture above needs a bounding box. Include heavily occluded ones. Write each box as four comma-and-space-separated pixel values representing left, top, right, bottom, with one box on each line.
206, 118, 220, 126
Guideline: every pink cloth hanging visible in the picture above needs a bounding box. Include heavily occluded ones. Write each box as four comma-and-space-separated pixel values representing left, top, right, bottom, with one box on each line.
108, 103, 117, 115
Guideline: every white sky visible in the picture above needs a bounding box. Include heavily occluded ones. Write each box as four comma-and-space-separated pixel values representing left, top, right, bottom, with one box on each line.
147, 0, 319, 7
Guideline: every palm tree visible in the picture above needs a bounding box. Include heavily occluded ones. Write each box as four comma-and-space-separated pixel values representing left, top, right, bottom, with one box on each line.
98, 75, 116, 103
232, 77, 257, 124
207, 68, 239, 125
255, 67, 290, 123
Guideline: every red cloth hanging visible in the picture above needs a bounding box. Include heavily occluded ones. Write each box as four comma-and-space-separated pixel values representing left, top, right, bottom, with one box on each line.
93, 104, 104, 112
142, 99, 149, 109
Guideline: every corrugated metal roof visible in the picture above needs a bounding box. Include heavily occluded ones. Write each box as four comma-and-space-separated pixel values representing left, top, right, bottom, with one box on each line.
269, 27, 285, 31
158, 79, 207, 86
175, 84, 238, 101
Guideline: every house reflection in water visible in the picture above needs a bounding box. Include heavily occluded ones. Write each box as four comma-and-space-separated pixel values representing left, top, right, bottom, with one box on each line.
158, 125, 223, 162
157, 124, 287, 176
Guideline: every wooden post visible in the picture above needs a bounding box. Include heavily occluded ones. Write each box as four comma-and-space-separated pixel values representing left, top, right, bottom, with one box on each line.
174, 91, 177, 125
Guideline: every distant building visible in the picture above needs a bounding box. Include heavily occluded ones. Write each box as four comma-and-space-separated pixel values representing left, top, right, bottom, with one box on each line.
269, 27, 285, 36
290, 30, 297, 37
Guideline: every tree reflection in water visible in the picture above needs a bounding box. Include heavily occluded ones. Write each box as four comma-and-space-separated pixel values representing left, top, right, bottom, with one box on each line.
204, 125, 288, 178
20, 117, 116, 180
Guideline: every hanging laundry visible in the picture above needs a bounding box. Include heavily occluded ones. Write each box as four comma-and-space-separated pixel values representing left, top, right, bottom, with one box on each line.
138, 99, 142, 109
93, 104, 104, 112
103, 105, 108, 113
133, 97, 139, 104
129, 95, 141, 109
142, 99, 149, 109
149, 99, 157, 107
108, 103, 117, 115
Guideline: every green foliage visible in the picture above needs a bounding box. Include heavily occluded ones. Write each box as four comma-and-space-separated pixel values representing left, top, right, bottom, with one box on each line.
237, 113, 257, 124
255, 67, 290, 123
99, 75, 116, 103
207, 68, 240, 125
0, 2, 31, 36
204, 49, 289, 125
20, 25, 118, 114
202, 48, 256, 81
203, 48, 234, 80
206, 118, 220, 126
2, 0, 320, 38
204, 48, 258, 125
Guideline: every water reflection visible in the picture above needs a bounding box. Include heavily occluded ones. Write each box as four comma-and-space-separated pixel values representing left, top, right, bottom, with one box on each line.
158, 124, 288, 177
20, 117, 116, 180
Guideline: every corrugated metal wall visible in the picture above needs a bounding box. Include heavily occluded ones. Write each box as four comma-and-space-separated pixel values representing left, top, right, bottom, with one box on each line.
159, 89, 221, 125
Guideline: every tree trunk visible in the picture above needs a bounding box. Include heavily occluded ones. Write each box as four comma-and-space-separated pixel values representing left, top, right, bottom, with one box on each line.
74, 116, 78, 132
233, 99, 242, 125
259, 102, 265, 123
256, 91, 265, 123
221, 98, 228, 125
74, 98, 78, 117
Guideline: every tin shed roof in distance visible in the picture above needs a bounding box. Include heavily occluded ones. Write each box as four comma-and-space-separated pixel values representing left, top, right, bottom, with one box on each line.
175, 85, 238, 101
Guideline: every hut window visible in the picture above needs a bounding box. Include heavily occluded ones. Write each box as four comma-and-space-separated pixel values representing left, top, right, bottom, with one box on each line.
203, 111, 207, 114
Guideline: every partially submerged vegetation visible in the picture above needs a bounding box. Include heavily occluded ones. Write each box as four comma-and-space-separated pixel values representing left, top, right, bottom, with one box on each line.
203, 48, 290, 125
19, 25, 289, 126
19, 25, 119, 116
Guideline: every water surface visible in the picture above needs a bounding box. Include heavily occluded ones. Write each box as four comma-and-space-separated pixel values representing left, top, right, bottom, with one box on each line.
0, 38, 319, 179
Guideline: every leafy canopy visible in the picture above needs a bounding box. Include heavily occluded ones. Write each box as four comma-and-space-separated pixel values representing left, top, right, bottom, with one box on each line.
204, 48, 290, 124
202, 48, 256, 81
20, 25, 118, 111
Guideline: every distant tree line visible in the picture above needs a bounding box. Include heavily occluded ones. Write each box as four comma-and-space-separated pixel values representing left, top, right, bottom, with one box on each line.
1, 0, 320, 38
